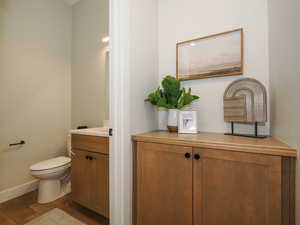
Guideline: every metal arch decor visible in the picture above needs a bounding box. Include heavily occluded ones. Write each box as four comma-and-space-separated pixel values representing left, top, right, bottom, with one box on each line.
223, 78, 267, 138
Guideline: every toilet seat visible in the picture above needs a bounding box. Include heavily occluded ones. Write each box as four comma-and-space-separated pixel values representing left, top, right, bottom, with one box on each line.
30, 156, 71, 171
30, 163, 71, 176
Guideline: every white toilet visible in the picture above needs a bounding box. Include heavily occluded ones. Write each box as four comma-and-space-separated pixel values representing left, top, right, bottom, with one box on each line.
30, 156, 71, 204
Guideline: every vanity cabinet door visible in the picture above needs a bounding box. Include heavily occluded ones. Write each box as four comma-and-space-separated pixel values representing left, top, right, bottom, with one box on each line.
90, 152, 109, 218
71, 149, 91, 208
136, 142, 193, 225
193, 148, 282, 225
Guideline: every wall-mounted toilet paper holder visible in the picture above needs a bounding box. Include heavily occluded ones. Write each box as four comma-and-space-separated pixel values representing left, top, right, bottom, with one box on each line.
9, 140, 25, 147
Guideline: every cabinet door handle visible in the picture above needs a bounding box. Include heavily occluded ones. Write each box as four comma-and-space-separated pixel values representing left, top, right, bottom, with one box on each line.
184, 153, 191, 159
85, 156, 94, 160
194, 154, 201, 160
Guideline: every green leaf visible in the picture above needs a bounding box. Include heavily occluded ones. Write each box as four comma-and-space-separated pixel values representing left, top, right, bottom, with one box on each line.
161, 76, 181, 108
145, 76, 199, 109
177, 88, 199, 109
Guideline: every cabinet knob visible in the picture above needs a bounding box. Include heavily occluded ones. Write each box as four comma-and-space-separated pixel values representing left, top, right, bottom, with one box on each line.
85, 156, 93, 160
194, 154, 201, 160
184, 153, 191, 159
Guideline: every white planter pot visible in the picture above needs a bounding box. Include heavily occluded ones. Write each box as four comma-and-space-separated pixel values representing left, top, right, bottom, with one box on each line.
167, 109, 179, 132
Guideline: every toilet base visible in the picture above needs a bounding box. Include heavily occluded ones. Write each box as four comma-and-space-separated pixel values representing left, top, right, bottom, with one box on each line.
38, 179, 62, 204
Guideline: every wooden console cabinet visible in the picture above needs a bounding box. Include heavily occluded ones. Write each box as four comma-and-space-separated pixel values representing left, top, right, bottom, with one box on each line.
71, 134, 109, 218
132, 131, 297, 225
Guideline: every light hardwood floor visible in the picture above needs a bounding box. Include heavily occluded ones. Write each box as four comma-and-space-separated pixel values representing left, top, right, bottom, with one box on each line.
0, 191, 109, 225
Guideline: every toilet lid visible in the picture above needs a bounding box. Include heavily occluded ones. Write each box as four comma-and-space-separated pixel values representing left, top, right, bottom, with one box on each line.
30, 156, 71, 171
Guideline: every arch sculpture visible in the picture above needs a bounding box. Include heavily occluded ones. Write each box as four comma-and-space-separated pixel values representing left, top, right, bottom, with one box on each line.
223, 78, 267, 137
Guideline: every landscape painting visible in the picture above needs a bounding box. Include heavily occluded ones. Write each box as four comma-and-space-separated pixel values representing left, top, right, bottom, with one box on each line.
176, 29, 243, 81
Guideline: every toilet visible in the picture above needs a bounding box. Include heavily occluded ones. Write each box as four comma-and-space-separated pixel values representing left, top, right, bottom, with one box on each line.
30, 156, 71, 204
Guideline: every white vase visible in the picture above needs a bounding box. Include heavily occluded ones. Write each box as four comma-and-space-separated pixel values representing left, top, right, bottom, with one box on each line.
167, 109, 179, 132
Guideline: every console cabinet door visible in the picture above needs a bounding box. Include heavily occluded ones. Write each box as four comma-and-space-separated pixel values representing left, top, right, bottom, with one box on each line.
136, 142, 193, 225
193, 148, 282, 225
71, 149, 91, 208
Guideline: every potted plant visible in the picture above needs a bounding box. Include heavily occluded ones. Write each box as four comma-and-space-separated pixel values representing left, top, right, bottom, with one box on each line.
145, 76, 199, 132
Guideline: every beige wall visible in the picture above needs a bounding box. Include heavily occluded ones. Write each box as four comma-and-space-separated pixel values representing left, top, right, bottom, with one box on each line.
71, 0, 109, 128
158, 0, 270, 135
268, 0, 300, 222
0, 0, 72, 191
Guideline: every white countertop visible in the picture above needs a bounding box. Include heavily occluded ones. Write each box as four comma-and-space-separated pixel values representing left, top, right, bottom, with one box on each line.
70, 127, 109, 137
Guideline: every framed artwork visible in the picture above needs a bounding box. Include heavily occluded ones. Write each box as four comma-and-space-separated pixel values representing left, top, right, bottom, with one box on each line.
176, 28, 243, 81
178, 111, 198, 134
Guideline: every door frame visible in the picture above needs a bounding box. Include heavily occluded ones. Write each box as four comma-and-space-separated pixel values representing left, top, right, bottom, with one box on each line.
109, 0, 132, 225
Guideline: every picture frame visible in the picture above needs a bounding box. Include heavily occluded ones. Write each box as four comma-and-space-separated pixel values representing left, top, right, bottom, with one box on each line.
176, 28, 244, 81
179, 111, 198, 134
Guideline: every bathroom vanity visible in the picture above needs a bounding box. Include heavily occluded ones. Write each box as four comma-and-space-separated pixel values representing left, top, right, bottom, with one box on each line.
70, 129, 109, 218
132, 131, 297, 225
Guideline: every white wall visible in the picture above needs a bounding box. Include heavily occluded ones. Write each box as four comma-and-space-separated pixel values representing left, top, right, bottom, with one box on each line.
0, 0, 71, 191
72, 0, 109, 128
268, 0, 300, 222
129, 0, 158, 134
109, 0, 158, 224
158, 0, 270, 135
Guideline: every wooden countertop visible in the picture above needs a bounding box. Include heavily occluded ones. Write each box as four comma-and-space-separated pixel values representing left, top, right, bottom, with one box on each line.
132, 131, 297, 157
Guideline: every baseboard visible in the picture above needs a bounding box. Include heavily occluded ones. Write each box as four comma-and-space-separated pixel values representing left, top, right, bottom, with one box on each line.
0, 180, 39, 203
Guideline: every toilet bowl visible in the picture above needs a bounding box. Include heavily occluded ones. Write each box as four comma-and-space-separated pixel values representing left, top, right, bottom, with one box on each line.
30, 156, 71, 204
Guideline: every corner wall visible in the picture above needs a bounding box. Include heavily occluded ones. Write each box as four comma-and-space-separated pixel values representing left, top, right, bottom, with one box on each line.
268, 0, 300, 222
109, 0, 158, 224
158, 0, 270, 134
129, 0, 158, 134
